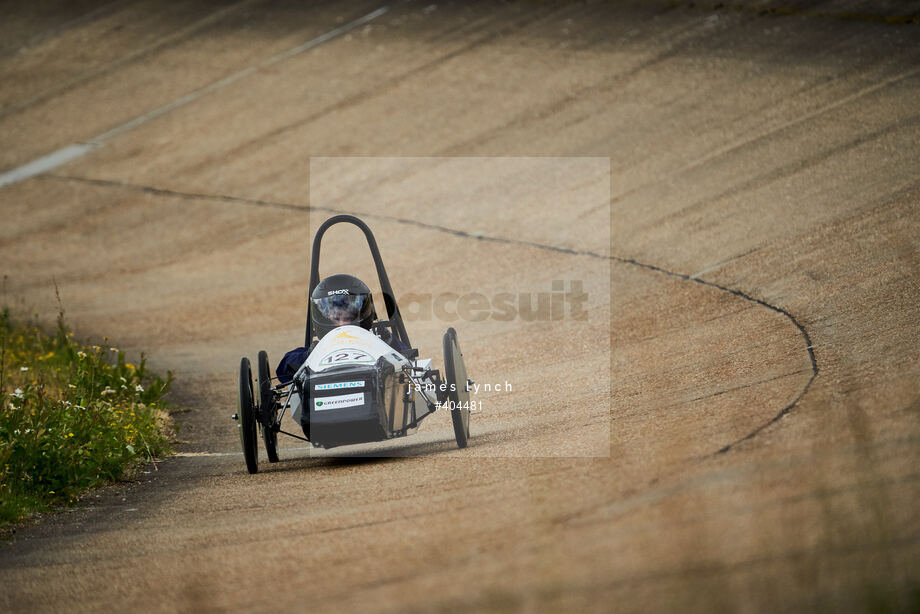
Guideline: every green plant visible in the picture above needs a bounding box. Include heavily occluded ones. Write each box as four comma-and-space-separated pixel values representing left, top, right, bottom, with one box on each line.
0, 308, 173, 524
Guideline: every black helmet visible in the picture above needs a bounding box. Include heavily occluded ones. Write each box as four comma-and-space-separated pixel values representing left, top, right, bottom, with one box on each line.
310, 274, 376, 338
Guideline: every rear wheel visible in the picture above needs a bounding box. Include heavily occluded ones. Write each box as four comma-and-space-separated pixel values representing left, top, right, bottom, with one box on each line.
258, 350, 279, 463
443, 328, 470, 448
238, 357, 259, 474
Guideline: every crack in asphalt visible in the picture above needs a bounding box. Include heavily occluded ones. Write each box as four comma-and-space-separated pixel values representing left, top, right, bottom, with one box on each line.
47, 173, 820, 455
609, 256, 818, 455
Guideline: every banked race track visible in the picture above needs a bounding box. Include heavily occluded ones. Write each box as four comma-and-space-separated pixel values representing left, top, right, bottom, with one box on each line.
1, 1, 918, 612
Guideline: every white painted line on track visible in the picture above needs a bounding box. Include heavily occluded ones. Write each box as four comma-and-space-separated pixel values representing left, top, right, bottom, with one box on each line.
0, 144, 97, 188
174, 451, 242, 457
175, 447, 316, 458
690, 261, 732, 279
0, 0, 267, 122
0, 5, 390, 190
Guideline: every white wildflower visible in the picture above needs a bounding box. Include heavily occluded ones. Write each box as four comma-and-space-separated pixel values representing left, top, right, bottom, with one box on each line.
12, 388, 24, 399
101, 387, 116, 396
77, 351, 87, 359
135, 384, 144, 393
20, 366, 29, 372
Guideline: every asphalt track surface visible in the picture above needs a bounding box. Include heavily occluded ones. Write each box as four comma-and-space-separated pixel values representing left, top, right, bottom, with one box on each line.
1, 1, 919, 612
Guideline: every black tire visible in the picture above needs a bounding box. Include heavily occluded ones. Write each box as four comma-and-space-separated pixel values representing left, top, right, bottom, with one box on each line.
238, 357, 259, 474
443, 327, 470, 448
258, 350, 279, 463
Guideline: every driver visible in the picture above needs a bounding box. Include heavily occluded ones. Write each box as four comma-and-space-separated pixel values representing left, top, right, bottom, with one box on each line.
276, 274, 407, 383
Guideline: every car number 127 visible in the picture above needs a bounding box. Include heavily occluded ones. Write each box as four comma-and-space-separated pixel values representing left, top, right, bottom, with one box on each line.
319, 349, 374, 365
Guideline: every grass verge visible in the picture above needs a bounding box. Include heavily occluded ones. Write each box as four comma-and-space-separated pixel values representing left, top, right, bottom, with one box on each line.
0, 308, 173, 524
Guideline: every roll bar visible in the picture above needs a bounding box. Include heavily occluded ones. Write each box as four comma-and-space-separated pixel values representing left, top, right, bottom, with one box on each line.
305, 215, 411, 348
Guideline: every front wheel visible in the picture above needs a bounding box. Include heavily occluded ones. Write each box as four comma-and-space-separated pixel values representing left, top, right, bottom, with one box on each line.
443, 328, 470, 448
258, 350, 279, 463
238, 357, 259, 474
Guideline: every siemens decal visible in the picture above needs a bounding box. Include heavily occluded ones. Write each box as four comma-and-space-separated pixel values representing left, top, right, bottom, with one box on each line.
314, 381, 365, 391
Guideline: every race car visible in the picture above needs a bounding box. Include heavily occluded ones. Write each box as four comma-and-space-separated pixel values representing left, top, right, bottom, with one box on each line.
232, 214, 472, 473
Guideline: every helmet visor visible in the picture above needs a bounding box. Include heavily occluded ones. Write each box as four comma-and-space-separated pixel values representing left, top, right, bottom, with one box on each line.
311, 294, 371, 327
